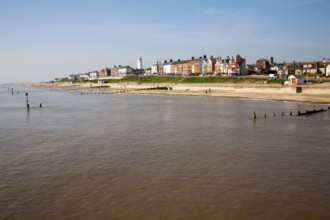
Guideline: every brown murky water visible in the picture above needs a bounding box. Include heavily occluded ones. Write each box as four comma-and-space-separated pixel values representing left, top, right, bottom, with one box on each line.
1, 85, 330, 219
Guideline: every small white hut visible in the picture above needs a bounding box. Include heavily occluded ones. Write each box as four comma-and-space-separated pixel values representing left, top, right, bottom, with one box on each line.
288, 75, 305, 85
326, 64, 330, 77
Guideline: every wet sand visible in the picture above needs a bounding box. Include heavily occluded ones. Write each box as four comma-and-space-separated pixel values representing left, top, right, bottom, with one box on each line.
26, 82, 330, 104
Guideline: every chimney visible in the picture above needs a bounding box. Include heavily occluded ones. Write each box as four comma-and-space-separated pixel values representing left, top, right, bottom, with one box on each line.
178, 59, 181, 62
170, 59, 173, 62
211, 55, 213, 59
164, 60, 167, 63
203, 55, 207, 59
191, 56, 195, 60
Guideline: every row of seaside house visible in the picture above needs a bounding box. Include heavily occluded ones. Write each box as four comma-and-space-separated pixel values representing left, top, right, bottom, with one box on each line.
68, 66, 147, 80
66, 56, 330, 80
151, 55, 248, 76
68, 55, 248, 80
253, 58, 330, 76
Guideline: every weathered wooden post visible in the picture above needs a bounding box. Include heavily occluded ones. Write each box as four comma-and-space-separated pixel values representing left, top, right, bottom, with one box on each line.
253, 111, 256, 119
25, 93, 29, 109
290, 111, 292, 116
272, 112, 276, 117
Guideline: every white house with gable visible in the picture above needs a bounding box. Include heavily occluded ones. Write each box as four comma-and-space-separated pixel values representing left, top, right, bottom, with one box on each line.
119, 66, 133, 76
163, 63, 172, 75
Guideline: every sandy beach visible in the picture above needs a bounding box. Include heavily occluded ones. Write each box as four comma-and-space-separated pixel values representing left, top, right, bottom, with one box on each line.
27, 82, 330, 104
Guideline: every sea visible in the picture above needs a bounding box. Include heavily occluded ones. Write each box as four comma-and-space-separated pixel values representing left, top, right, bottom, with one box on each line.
1, 84, 330, 219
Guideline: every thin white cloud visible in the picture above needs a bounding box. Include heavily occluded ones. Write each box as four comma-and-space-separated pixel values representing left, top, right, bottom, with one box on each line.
200, 7, 217, 16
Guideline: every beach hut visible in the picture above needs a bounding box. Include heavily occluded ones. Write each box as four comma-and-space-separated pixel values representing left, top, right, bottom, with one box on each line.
288, 75, 305, 85
326, 64, 330, 77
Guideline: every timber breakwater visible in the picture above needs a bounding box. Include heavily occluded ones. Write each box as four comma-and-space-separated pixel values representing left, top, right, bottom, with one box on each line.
298, 107, 330, 116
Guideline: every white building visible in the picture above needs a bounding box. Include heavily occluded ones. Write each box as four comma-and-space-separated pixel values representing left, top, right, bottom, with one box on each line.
151, 62, 160, 75
163, 64, 172, 74
78, 74, 89, 80
119, 66, 133, 77
137, 57, 143, 70
88, 71, 98, 78
326, 64, 330, 77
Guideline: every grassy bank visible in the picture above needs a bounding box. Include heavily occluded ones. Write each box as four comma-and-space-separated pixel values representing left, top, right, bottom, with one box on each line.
60, 76, 287, 84
124, 76, 286, 84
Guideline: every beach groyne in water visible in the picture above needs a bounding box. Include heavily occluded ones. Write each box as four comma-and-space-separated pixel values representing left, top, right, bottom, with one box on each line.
297, 107, 329, 116
252, 107, 330, 119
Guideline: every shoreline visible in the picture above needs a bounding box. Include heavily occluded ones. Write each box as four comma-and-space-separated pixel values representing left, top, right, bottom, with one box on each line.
25, 82, 330, 104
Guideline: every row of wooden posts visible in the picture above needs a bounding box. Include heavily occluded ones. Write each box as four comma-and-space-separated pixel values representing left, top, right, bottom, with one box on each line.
25, 92, 42, 109
253, 111, 291, 119
4, 86, 330, 113
5, 87, 43, 110
80, 91, 123, 95
253, 107, 330, 119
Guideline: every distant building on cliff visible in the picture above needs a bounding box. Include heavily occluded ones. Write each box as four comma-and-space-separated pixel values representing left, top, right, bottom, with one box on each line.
111, 66, 120, 77
256, 58, 271, 73
137, 57, 143, 70
156, 55, 247, 76
326, 64, 330, 77
98, 68, 111, 78
119, 66, 133, 77
215, 55, 248, 75
151, 62, 161, 75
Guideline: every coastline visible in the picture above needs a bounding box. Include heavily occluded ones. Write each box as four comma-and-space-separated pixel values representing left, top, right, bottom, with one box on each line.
25, 82, 330, 104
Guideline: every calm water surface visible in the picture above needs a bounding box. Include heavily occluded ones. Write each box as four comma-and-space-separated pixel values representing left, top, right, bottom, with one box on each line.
1, 85, 330, 219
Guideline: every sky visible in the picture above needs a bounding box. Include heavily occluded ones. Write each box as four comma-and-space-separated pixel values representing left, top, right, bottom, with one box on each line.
0, 0, 329, 83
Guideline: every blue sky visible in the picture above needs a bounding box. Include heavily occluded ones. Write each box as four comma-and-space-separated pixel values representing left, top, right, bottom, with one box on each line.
0, 0, 329, 83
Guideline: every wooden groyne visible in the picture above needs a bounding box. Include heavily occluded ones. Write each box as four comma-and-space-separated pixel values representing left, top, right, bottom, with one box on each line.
80, 91, 124, 95
138, 86, 172, 91
297, 107, 329, 116
253, 107, 330, 119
